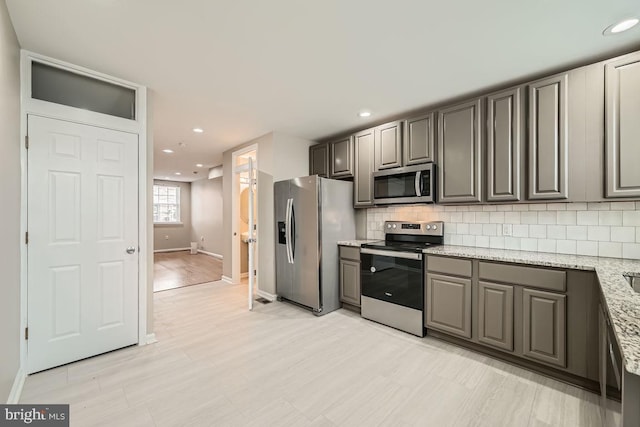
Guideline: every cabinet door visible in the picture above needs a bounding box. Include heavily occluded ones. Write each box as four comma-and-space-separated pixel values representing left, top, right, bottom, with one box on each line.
528, 73, 569, 200
522, 288, 566, 367
354, 128, 375, 207
605, 52, 640, 198
437, 99, 482, 203
478, 281, 514, 351
340, 259, 361, 307
426, 273, 472, 338
309, 143, 329, 178
404, 113, 435, 166
486, 87, 522, 202
375, 121, 403, 171
330, 137, 354, 178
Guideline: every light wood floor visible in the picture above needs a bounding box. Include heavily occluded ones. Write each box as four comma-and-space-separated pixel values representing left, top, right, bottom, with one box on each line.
153, 251, 222, 292
20, 281, 603, 426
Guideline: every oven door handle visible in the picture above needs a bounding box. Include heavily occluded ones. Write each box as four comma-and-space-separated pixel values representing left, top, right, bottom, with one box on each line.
415, 171, 422, 197
361, 248, 422, 260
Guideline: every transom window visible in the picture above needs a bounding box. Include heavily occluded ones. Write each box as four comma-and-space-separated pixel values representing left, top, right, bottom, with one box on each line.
153, 185, 181, 223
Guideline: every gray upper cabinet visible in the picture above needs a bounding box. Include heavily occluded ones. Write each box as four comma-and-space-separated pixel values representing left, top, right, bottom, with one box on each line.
486, 87, 523, 202
329, 137, 354, 178
478, 281, 514, 352
605, 52, 640, 198
522, 288, 567, 368
354, 128, 375, 207
404, 113, 435, 166
374, 121, 403, 171
426, 273, 472, 339
309, 143, 329, 178
437, 99, 483, 203
528, 73, 569, 200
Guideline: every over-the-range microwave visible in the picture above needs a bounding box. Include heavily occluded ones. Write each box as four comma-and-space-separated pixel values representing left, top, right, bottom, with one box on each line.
373, 163, 435, 205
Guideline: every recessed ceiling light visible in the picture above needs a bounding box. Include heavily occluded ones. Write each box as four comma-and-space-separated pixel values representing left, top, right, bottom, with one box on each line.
196, 163, 204, 167
175, 172, 181, 175
603, 18, 639, 35
162, 149, 174, 153
358, 111, 371, 118
193, 127, 204, 133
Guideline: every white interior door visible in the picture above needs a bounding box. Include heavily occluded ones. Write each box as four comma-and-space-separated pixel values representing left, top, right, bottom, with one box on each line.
27, 115, 139, 373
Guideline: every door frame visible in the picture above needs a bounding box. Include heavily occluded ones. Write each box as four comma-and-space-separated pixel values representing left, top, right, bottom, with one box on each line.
19, 50, 150, 376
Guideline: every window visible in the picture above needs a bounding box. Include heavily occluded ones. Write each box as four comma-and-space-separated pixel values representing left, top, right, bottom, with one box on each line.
153, 185, 181, 223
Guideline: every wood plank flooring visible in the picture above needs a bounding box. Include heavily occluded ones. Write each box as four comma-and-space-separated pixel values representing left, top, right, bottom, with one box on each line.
20, 280, 604, 426
153, 251, 222, 292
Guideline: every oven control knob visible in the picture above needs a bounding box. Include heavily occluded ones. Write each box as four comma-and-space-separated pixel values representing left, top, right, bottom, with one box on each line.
387, 223, 392, 229
370, 267, 376, 273
432, 225, 437, 230
426, 225, 431, 230
392, 224, 397, 229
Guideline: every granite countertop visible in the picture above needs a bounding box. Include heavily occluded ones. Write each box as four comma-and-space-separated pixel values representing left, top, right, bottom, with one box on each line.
423, 245, 640, 376
337, 239, 379, 247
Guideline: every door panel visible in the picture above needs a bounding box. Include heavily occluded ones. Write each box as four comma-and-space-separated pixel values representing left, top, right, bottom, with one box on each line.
404, 113, 435, 165
522, 288, 567, 367
354, 128, 375, 207
339, 259, 361, 307
309, 143, 329, 178
28, 115, 138, 373
478, 281, 514, 351
375, 121, 403, 170
330, 137, 354, 178
425, 273, 472, 338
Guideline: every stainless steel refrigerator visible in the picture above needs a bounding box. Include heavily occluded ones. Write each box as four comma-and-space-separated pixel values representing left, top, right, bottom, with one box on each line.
275, 175, 355, 315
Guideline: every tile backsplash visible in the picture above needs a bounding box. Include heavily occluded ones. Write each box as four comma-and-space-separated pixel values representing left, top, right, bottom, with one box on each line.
365, 201, 640, 260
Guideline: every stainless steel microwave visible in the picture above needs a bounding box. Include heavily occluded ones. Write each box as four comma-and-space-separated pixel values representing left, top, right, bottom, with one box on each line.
373, 163, 435, 205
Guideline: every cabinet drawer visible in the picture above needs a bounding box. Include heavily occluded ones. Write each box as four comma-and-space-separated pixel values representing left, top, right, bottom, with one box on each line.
339, 246, 360, 261
426, 256, 472, 277
479, 262, 566, 292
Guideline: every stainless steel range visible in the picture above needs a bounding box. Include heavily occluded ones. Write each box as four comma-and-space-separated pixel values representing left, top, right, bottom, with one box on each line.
360, 221, 444, 336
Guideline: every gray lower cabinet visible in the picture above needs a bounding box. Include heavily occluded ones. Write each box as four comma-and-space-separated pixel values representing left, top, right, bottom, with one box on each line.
354, 128, 375, 207
339, 246, 360, 307
329, 137, 354, 178
426, 273, 472, 338
477, 281, 514, 351
404, 113, 435, 166
522, 288, 567, 368
605, 51, 640, 198
309, 143, 329, 178
374, 120, 403, 171
486, 87, 523, 202
528, 73, 569, 200
437, 98, 483, 203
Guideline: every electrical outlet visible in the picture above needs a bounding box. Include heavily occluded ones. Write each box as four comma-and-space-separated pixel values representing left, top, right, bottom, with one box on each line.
164, 235, 169, 240
502, 224, 512, 237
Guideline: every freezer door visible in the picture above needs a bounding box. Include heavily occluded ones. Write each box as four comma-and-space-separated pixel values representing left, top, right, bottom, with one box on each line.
290, 176, 321, 310
274, 180, 293, 300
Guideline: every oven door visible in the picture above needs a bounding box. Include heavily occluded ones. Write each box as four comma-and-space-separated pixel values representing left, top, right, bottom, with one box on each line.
373, 164, 434, 205
360, 248, 423, 310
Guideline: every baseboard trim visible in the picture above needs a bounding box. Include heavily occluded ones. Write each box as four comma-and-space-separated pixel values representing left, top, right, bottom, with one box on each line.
241, 272, 249, 279
153, 247, 190, 253
257, 290, 277, 302
197, 250, 223, 259
7, 368, 26, 404
221, 275, 233, 284
145, 333, 158, 345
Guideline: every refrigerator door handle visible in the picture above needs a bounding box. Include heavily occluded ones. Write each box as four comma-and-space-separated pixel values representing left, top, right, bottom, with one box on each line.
285, 198, 294, 264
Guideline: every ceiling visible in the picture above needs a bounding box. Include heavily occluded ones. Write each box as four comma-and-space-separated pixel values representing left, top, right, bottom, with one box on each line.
6, 0, 640, 182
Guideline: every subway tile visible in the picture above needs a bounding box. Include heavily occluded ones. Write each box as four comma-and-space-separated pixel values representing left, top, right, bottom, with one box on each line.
546, 203, 567, 211
538, 240, 557, 253
490, 236, 505, 249
599, 211, 623, 226
611, 227, 635, 243
490, 212, 505, 224
577, 241, 598, 257
529, 225, 547, 239
512, 204, 529, 211
457, 223, 470, 235
496, 205, 513, 211
538, 211, 557, 225
520, 212, 538, 224
610, 201, 636, 211
482, 205, 497, 212
521, 238, 538, 252
528, 204, 548, 211
557, 240, 577, 255
505, 212, 521, 224
444, 234, 453, 245
599, 242, 622, 258
462, 235, 476, 247
440, 213, 451, 223
637, 227, 640, 243
566, 202, 587, 211
505, 237, 521, 250
588, 202, 610, 211
476, 236, 490, 248
623, 211, 640, 226
587, 226, 610, 242
456, 205, 470, 212
462, 212, 476, 223
445, 206, 458, 212
577, 211, 599, 226
450, 235, 463, 245
566, 226, 588, 241
483, 224, 498, 236
513, 225, 529, 238
475, 212, 491, 223
450, 212, 463, 222
556, 211, 577, 225
469, 224, 483, 236
547, 225, 567, 240
637, 201, 640, 210
623, 243, 640, 260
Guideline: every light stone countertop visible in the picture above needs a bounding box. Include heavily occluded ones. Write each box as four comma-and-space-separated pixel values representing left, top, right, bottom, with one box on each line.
423, 245, 640, 376
337, 239, 379, 247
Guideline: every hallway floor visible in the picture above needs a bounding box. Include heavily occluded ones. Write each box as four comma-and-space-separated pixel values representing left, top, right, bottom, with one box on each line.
153, 251, 222, 292
20, 280, 604, 426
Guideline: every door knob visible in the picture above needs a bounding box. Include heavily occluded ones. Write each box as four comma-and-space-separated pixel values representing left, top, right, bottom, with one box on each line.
126, 247, 136, 254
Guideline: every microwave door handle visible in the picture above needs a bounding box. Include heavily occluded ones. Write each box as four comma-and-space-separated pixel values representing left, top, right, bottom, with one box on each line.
415, 171, 422, 197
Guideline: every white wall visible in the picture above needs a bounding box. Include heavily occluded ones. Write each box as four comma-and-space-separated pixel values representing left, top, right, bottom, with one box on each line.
153, 180, 192, 251
190, 176, 224, 256
367, 201, 640, 259
0, 0, 21, 402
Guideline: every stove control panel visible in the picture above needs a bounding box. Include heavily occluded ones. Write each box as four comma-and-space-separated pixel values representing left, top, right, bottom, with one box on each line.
384, 221, 444, 236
